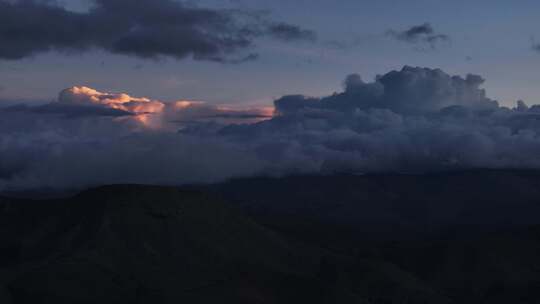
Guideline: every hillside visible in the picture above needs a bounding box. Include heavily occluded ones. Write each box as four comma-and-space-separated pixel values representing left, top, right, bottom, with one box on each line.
1, 171, 540, 303
0, 186, 362, 303
206, 170, 540, 241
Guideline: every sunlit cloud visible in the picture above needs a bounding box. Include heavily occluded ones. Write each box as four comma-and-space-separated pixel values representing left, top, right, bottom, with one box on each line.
58, 86, 274, 128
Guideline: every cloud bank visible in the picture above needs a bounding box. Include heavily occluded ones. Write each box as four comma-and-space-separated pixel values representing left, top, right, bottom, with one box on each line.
3, 66, 540, 190
0, 0, 314, 62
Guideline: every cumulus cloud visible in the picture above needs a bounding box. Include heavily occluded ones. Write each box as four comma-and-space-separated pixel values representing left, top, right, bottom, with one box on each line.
57, 86, 273, 126
0, 0, 315, 62
388, 23, 450, 49
275, 67, 497, 115
1, 84, 273, 130
220, 67, 540, 173
59, 86, 165, 114
5, 66, 540, 191
221, 67, 540, 172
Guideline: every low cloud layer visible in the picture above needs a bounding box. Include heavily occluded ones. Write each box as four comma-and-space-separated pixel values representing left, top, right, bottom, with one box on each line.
0, 0, 314, 62
3, 66, 540, 190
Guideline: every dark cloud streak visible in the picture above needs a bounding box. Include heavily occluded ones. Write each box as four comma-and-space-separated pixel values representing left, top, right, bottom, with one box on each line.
388, 23, 450, 49
1, 103, 133, 118
0, 0, 315, 62
267, 23, 317, 42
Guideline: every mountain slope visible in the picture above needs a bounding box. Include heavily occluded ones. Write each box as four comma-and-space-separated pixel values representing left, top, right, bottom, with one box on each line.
206, 170, 540, 240
0, 186, 363, 304
3, 171, 540, 303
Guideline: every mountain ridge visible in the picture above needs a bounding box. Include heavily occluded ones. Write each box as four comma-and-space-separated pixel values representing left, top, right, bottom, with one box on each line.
2, 171, 540, 302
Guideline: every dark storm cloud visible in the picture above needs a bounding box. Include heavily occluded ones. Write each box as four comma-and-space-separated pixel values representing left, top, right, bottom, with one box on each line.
4, 66, 540, 190
0, 0, 315, 62
388, 23, 450, 48
532, 43, 540, 53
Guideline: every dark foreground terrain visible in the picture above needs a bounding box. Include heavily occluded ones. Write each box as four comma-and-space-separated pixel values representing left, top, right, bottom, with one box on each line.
2, 170, 540, 303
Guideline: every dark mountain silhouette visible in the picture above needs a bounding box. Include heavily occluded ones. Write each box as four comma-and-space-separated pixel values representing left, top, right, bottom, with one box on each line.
204, 170, 540, 241
2, 170, 540, 303
0, 186, 362, 303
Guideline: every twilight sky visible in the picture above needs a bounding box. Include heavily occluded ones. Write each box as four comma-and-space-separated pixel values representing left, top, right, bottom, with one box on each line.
1, 0, 540, 107
5, 0, 540, 191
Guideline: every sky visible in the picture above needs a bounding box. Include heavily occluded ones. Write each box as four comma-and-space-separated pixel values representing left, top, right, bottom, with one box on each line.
1, 0, 540, 107
4, 0, 540, 191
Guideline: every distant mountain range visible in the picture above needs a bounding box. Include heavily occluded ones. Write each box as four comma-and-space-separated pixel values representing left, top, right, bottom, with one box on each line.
203, 169, 540, 240
2, 170, 540, 303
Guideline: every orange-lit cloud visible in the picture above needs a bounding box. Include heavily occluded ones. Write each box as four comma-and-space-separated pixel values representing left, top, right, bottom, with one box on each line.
58, 86, 274, 128
59, 86, 164, 113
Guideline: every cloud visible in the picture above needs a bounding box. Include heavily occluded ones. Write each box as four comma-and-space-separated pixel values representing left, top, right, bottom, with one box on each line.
166, 101, 273, 125
0, 84, 273, 189
275, 66, 497, 115
387, 23, 450, 49
0, 0, 315, 62
267, 23, 317, 42
2, 84, 273, 128
58, 86, 165, 114
5, 67, 540, 191
2, 102, 132, 118
220, 67, 540, 173
532, 43, 540, 53
58, 86, 272, 125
